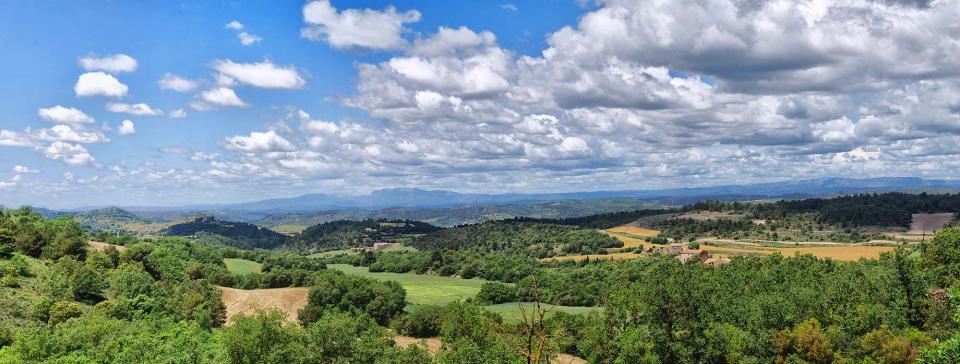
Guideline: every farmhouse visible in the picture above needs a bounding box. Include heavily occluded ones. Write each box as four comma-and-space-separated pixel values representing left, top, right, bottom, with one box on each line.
677, 248, 709, 264
350, 242, 391, 253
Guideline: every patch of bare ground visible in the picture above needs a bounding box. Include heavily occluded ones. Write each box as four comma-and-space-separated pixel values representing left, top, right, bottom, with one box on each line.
87, 241, 126, 252
219, 286, 309, 326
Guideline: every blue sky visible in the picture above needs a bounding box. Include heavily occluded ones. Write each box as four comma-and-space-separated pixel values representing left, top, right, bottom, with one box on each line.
2, 0, 960, 208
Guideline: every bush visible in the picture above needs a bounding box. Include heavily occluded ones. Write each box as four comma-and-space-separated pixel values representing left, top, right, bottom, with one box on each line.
477, 282, 516, 304
394, 305, 444, 338
47, 301, 85, 326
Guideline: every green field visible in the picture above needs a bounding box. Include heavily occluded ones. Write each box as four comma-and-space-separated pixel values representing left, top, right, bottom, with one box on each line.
223, 258, 263, 274
484, 303, 602, 323
269, 224, 309, 234
327, 264, 486, 305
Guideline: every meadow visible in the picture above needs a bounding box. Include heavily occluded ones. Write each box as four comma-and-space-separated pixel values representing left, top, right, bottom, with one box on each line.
223, 258, 263, 274
484, 303, 602, 323
327, 264, 485, 305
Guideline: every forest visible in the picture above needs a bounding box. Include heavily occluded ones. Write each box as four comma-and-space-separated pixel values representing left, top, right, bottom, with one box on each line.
4, 191, 960, 363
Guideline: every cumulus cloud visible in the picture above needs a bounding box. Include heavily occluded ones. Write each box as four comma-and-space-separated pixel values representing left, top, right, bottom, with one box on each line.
158, 74, 199, 92
225, 21, 244, 30
223, 130, 295, 153
118, 120, 136, 135
79, 54, 138, 73
213, 60, 305, 89
33, 124, 110, 144
301, 0, 421, 50
13, 165, 38, 173
0, 130, 32, 147
39, 141, 96, 166
38, 105, 95, 124
106, 102, 163, 116
198, 87, 249, 108
75, 71, 128, 97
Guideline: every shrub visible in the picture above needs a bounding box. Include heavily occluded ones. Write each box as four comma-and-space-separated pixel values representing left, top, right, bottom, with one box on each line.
47, 301, 85, 326
394, 305, 444, 338
477, 282, 516, 304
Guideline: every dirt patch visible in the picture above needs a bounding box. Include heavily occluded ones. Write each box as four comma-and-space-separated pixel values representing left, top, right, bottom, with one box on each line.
394, 335, 441, 354
219, 286, 310, 326
606, 225, 660, 237
910, 213, 955, 234
87, 241, 126, 252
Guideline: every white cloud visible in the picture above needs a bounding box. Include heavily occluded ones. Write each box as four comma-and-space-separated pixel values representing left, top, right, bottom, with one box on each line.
118, 120, 136, 135
225, 21, 244, 30
158, 73, 199, 92
33, 124, 110, 144
238, 32, 262, 46
223, 130, 295, 152
499, 4, 518, 11
199, 87, 249, 108
74, 71, 128, 98
213, 60, 305, 89
106, 102, 163, 116
0, 175, 20, 189
169, 108, 187, 118
13, 165, 38, 173
37, 105, 95, 124
78, 54, 138, 73
301, 0, 421, 50
0, 130, 32, 147
39, 141, 96, 166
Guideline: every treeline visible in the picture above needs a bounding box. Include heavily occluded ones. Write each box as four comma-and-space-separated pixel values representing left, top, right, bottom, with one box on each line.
687, 192, 960, 227
164, 216, 287, 249
286, 219, 441, 252
330, 250, 541, 283
409, 220, 621, 258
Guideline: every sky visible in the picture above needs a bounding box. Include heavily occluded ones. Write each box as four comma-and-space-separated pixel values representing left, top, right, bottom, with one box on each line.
1, 0, 959, 209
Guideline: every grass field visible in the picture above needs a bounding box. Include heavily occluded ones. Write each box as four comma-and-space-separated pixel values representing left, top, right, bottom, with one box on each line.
484, 303, 602, 323
223, 258, 263, 274
328, 264, 486, 305
269, 224, 309, 234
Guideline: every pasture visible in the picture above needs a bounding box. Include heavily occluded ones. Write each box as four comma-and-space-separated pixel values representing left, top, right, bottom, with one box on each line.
223, 258, 263, 274
327, 264, 486, 306
484, 303, 601, 323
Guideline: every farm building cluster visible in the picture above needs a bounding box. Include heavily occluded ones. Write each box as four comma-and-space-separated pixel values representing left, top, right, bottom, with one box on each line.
666, 243, 730, 266
350, 242, 390, 253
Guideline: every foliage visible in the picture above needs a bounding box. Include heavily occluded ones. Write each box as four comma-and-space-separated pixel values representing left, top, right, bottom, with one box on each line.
299, 270, 406, 326
288, 219, 440, 252
164, 216, 288, 250
411, 220, 621, 258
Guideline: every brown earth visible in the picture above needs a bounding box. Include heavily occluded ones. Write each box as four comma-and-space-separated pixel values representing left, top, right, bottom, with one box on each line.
219, 286, 310, 326
87, 241, 126, 252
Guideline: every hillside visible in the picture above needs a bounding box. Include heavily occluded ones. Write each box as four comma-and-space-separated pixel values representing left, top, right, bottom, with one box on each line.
409, 220, 622, 257
163, 216, 287, 249
286, 219, 440, 252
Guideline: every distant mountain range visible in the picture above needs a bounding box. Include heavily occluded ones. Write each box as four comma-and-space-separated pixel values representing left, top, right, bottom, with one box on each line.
115, 177, 960, 213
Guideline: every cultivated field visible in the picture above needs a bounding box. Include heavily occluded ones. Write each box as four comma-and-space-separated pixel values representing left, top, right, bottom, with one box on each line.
328, 264, 486, 305
220, 286, 310, 325
599, 227, 899, 261
223, 258, 263, 274
306, 243, 417, 258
